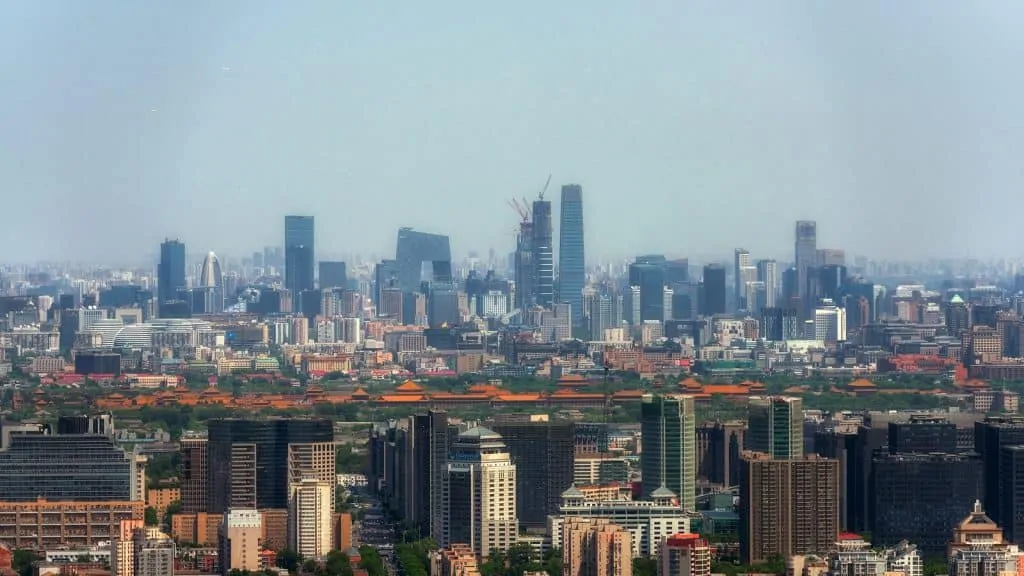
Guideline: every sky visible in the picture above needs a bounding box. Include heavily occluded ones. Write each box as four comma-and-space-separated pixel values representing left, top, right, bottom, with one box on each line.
2, 1, 1024, 264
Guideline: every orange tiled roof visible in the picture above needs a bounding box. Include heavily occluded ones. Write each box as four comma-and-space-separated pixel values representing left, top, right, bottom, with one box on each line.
848, 379, 877, 388
702, 384, 752, 395
495, 393, 543, 402
679, 377, 702, 389
378, 394, 427, 403
395, 380, 424, 393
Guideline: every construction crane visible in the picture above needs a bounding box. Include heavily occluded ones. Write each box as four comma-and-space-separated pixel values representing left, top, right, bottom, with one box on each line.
538, 173, 552, 200
507, 198, 530, 222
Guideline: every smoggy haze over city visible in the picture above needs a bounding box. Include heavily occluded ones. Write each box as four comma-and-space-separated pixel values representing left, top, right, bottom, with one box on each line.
2, 2, 1023, 263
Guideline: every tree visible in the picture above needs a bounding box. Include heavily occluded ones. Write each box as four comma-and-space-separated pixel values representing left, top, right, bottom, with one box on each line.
144, 506, 159, 526
633, 557, 658, 576
163, 500, 182, 527
276, 549, 302, 572
12, 550, 41, 576
323, 550, 353, 576
357, 546, 387, 576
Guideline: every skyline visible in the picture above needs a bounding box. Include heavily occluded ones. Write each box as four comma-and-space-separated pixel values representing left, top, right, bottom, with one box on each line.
4, 2, 1024, 261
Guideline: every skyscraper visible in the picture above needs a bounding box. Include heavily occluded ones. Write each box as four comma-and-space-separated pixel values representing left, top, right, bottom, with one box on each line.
318, 261, 347, 290
395, 228, 452, 293
285, 216, 315, 296
701, 264, 727, 316
197, 251, 224, 314
532, 198, 554, 308
747, 396, 803, 459
558, 184, 585, 325
514, 220, 536, 311
756, 259, 778, 309
440, 427, 518, 558
795, 221, 817, 316
630, 262, 665, 322
490, 414, 575, 528
641, 394, 697, 511
206, 418, 334, 513
739, 453, 839, 563
157, 239, 186, 310
734, 249, 752, 310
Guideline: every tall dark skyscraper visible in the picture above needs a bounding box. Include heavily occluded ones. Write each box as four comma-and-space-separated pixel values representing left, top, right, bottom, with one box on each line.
794, 221, 817, 315
318, 261, 347, 289
514, 220, 535, 311
641, 394, 697, 511
206, 418, 333, 513
284, 216, 315, 296
532, 198, 554, 308
395, 228, 452, 294
558, 184, 585, 325
490, 415, 575, 529
157, 239, 186, 311
701, 264, 727, 315
629, 262, 665, 322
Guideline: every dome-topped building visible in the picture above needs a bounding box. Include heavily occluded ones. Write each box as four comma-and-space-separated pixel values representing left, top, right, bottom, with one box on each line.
199, 252, 223, 288
441, 426, 517, 558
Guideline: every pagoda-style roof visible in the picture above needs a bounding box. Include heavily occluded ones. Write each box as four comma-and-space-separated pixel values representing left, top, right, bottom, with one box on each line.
395, 380, 424, 394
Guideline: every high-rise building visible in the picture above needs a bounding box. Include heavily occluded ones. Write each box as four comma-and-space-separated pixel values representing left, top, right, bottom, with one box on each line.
561, 517, 632, 576
440, 427, 518, 557
701, 264, 727, 316
490, 414, 575, 528
738, 452, 840, 563
395, 227, 452, 294
871, 451, 982, 553
756, 259, 778, 309
629, 262, 665, 322
553, 487, 689, 557
112, 519, 145, 576
514, 220, 536, 311
640, 394, 697, 511
179, 435, 208, 513
0, 429, 136, 502
588, 292, 621, 340
734, 249, 751, 310
975, 416, 1024, 526
157, 239, 186, 312
559, 184, 585, 326
998, 445, 1024, 544
286, 442, 336, 499
288, 478, 333, 560
814, 301, 847, 343
318, 261, 347, 290
408, 411, 449, 541
284, 216, 315, 296
660, 533, 712, 576
795, 221, 817, 317
206, 418, 334, 513
114, 521, 174, 576
665, 259, 690, 285
532, 199, 554, 308
696, 421, 747, 488
374, 259, 400, 310
887, 415, 957, 454
219, 508, 262, 575
747, 397, 803, 459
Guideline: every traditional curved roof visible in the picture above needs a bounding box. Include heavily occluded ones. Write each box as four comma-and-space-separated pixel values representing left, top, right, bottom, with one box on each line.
395, 380, 424, 393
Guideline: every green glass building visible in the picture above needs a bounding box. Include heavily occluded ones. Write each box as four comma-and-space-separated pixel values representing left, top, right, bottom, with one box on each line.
640, 394, 697, 511
747, 396, 803, 459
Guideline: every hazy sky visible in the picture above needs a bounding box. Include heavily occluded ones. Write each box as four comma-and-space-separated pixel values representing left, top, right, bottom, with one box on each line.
2, 1, 1023, 264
